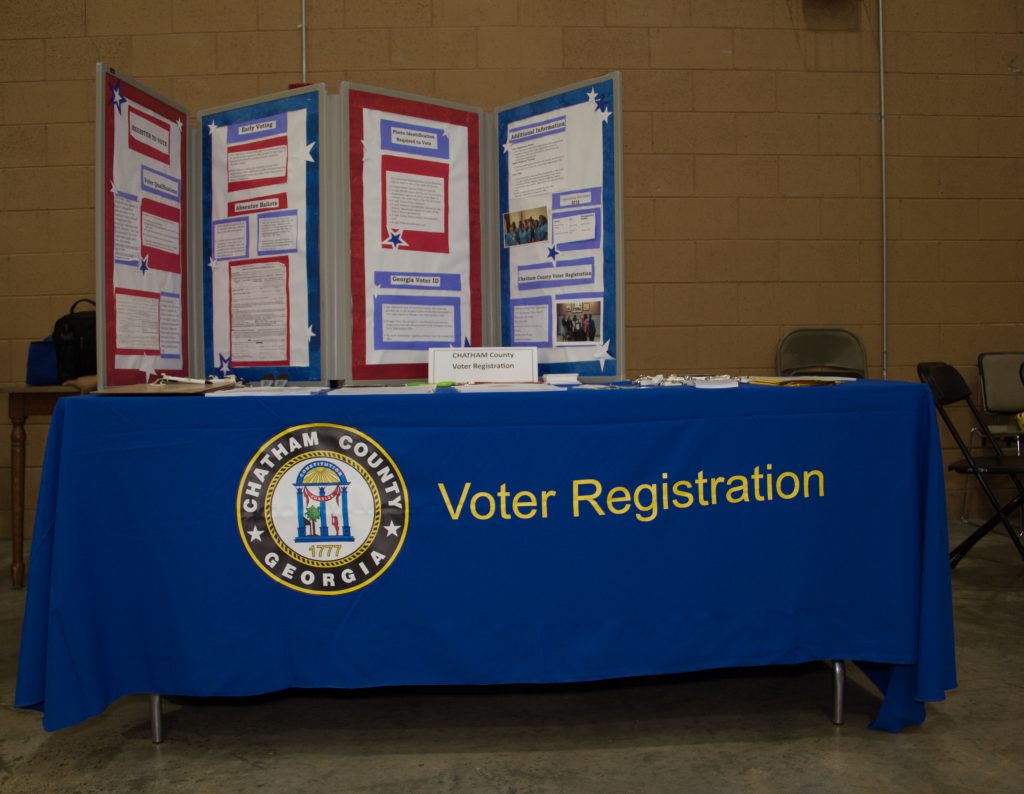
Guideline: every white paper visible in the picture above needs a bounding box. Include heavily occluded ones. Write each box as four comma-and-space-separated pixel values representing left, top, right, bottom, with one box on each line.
214, 218, 248, 260
381, 303, 455, 344
386, 171, 445, 232
207, 385, 329, 396
258, 213, 297, 252
328, 384, 437, 395
141, 210, 179, 255
228, 143, 287, 187
454, 382, 562, 393
552, 210, 598, 244
113, 193, 140, 262
512, 303, 550, 344
158, 293, 182, 357
115, 292, 159, 350
509, 136, 567, 200
230, 260, 289, 363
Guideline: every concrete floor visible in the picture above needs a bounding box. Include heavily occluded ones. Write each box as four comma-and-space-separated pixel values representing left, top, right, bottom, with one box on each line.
0, 522, 1021, 794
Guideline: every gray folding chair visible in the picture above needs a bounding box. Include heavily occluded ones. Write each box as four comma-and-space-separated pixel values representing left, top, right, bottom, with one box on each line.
918, 361, 1024, 567
960, 354, 1024, 523
977, 353, 1024, 453
776, 328, 866, 379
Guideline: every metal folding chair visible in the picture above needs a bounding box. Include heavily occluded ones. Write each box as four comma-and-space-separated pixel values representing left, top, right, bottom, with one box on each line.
917, 361, 1024, 567
960, 353, 1024, 523
777, 328, 866, 379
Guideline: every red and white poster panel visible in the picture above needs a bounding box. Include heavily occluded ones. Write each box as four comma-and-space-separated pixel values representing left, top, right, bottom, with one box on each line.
347, 88, 482, 381
100, 68, 188, 386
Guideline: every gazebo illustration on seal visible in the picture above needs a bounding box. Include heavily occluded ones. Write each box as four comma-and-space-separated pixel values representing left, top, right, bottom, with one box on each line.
293, 460, 355, 543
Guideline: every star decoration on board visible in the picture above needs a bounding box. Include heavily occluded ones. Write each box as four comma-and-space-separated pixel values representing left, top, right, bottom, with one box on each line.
207, 258, 220, 271
138, 254, 149, 274
110, 81, 127, 115
247, 526, 265, 543
138, 356, 158, 382
382, 229, 407, 249
175, 118, 183, 132
362, 139, 374, 164
547, 245, 559, 260
598, 107, 612, 124
592, 338, 614, 372
218, 354, 232, 377
384, 521, 400, 537
502, 138, 511, 155
586, 87, 598, 105
109, 180, 119, 195
207, 120, 218, 136
305, 324, 316, 343
304, 141, 316, 162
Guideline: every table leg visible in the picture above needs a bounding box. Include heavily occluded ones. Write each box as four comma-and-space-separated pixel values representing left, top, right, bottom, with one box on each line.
150, 695, 164, 744
10, 396, 26, 589
832, 660, 845, 725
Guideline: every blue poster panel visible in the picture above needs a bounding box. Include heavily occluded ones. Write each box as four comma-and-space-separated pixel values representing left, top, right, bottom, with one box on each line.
497, 76, 621, 379
201, 87, 324, 383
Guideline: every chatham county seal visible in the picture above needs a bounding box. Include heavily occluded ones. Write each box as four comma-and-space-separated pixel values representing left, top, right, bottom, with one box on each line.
236, 423, 408, 595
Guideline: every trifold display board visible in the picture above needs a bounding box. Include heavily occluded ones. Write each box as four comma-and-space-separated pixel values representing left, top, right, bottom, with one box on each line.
341, 85, 484, 382
94, 66, 623, 386
95, 65, 190, 387
497, 76, 622, 379
199, 86, 326, 384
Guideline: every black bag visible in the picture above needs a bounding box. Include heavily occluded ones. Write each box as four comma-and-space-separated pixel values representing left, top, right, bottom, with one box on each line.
53, 299, 97, 383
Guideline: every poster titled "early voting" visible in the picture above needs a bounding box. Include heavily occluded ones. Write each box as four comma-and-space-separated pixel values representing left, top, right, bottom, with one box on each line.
200, 86, 325, 383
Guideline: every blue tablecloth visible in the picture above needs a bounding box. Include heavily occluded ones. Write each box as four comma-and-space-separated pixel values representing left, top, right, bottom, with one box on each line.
16, 381, 956, 731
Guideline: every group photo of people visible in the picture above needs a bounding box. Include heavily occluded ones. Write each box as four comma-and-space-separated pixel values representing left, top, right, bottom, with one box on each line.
503, 207, 548, 247
555, 299, 602, 344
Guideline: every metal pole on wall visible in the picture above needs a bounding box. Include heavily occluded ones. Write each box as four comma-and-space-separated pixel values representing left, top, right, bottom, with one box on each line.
878, 0, 889, 380
300, 0, 308, 83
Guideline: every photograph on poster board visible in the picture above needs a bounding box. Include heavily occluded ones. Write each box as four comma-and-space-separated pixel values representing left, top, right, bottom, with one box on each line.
347, 87, 482, 382
502, 207, 548, 248
99, 68, 189, 386
498, 77, 619, 378
555, 298, 602, 345
201, 89, 322, 382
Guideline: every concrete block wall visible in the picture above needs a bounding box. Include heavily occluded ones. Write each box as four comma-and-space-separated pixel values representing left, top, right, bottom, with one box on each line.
2, 0, 1023, 535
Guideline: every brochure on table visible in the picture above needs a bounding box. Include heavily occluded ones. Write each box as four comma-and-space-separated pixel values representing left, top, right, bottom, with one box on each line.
496, 74, 623, 381
199, 85, 327, 384
341, 84, 484, 383
95, 64, 190, 388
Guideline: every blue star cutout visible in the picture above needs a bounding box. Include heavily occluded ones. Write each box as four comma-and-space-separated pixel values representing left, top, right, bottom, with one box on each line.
594, 94, 607, 112
110, 80, 127, 115
548, 245, 559, 260
138, 255, 149, 274
218, 354, 232, 376
382, 229, 407, 249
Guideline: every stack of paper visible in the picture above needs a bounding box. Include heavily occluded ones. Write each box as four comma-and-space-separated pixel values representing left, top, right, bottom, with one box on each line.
542, 373, 580, 386
454, 383, 564, 393
328, 384, 437, 395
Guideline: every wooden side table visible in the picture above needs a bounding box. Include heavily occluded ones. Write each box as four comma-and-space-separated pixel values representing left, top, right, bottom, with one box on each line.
3, 386, 80, 588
